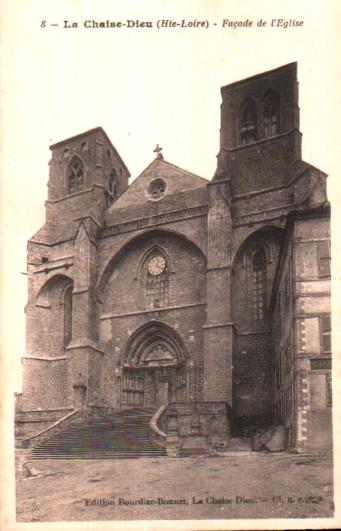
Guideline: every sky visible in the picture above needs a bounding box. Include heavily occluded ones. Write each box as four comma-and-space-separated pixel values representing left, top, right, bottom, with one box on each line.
1, 0, 341, 394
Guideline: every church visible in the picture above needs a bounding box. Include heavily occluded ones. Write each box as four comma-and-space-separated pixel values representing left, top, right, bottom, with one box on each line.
15, 63, 332, 456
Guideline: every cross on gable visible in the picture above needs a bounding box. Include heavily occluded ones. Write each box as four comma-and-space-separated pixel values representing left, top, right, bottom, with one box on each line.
153, 144, 164, 159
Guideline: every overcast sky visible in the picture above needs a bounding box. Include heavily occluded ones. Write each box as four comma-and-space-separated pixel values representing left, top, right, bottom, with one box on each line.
2, 0, 341, 393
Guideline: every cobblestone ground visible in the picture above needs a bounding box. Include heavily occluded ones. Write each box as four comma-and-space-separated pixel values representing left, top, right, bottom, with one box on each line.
15, 451, 334, 522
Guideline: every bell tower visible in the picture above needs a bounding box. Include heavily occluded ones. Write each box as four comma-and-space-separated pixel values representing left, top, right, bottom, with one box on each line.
46, 127, 130, 225
215, 62, 301, 194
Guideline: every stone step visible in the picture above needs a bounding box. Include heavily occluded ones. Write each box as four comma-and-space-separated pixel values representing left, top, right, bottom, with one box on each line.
31, 407, 166, 459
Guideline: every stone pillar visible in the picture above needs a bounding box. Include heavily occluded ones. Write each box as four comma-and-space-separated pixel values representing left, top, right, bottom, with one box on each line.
67, 218, 103, 408
203, 180, 233, 404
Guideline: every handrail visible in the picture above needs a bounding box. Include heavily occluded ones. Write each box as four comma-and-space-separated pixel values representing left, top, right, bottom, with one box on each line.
21, 409, 80, 448
150, 405, 167, 439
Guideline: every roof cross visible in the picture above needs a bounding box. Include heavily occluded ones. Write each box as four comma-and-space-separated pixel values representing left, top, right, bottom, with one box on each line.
153, 144, 164, 159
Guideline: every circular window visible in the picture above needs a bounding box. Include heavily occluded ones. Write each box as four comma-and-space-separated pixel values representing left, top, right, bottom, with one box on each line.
146, 178, 167, 201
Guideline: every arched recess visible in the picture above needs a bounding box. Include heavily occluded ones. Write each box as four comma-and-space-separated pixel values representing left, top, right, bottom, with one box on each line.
231, 226, 285, 432
98, 228, 206, 294
97, 228, 207, 316
232, 226, 285, 325
123, 321, 186, 369
35, 274, 74, 355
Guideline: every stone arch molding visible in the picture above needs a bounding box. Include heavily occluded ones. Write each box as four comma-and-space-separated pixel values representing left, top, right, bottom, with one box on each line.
97, 228, 206, 295
122, 321, 186, 370
35, 274, 73, 308
231, 225, 285, 269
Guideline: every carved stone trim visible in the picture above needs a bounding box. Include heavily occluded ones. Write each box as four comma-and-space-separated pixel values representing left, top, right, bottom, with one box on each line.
100, 301, 206, 320
100, 205, 208, 239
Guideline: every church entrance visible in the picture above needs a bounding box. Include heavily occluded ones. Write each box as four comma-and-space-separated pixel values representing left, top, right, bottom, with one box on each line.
121, 367, 171, 407
120, 321, 187, 408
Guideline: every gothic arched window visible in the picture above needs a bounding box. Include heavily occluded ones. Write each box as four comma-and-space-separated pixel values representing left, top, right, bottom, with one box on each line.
240, 99, 258, 144
252, 249, 266, 320
145, 253, 169, 309
262, 91, 279, 138
68, 157, 84, 194
109, 168, 117, 197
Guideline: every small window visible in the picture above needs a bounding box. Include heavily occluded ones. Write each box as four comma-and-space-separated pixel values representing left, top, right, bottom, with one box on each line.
311, 358, 331, 370
320, 315, 331, 353
68, 157, 84, 194
317, 240, 330, 277
109, 169, 117, 197
240, 99, 258, 144
262, 91, 279, 138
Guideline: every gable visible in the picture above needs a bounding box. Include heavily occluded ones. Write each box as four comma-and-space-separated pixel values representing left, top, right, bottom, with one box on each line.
109, 158, 208, 211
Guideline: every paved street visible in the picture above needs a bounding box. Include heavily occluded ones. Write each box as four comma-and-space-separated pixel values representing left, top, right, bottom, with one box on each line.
16, 451, 333, 522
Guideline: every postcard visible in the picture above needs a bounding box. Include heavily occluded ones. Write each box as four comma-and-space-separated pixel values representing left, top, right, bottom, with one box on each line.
1, 1, 341, 530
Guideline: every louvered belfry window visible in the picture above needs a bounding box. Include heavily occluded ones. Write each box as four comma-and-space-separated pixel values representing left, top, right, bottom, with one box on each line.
240, 99, 258, 144
263, 92, 279, 138
68, 157, 84, 194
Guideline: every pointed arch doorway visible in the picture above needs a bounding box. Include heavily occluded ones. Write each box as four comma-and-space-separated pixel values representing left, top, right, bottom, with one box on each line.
121, 322, 186, 408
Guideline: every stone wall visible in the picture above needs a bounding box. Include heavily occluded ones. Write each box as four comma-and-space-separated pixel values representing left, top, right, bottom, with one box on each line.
22, 358, 68, 411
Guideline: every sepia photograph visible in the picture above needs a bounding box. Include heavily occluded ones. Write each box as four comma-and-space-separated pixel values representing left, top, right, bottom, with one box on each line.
1, 1, 340, 530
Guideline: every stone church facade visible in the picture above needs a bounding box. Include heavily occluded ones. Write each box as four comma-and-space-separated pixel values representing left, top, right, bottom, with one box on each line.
16, 63, 332, 454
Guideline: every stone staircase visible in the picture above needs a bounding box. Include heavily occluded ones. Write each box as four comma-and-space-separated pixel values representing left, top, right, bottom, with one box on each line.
31, 407, 166, 459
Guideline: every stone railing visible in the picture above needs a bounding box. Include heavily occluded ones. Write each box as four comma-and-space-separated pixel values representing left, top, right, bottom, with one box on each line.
149, 405, 167, 448
15, 408, 73, 422
21, 409, 81, 449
